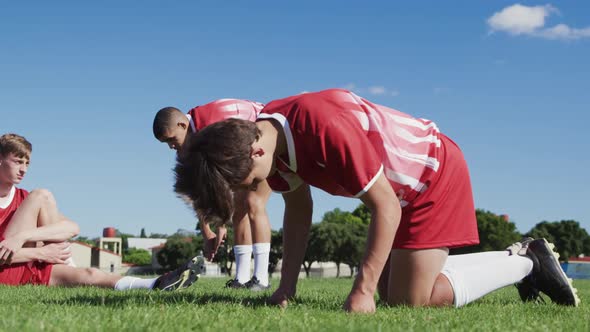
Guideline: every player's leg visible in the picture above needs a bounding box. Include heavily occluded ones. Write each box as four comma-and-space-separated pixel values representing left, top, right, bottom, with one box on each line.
4, 189, 77, 241
386, 247, 538, 307
49, 256, 203, 291
49, 265, 122, 288
4, 189, 78, 266
246, 180, 272, 290
228, 190, 253, 287
386, 247, 451, 307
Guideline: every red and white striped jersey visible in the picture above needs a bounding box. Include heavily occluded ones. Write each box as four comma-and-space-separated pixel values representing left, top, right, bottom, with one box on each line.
187, 99, 264, 131
262, 89, 444, 207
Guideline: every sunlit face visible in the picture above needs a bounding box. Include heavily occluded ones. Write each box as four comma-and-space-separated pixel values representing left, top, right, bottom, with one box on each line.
159, 125, 189, 152
0, 153, 29, 185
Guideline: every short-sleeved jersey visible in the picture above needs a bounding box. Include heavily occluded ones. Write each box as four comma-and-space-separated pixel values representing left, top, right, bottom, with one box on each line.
262, 89, 444, 207
0, 186, 28, 240
187, 99, 264, 132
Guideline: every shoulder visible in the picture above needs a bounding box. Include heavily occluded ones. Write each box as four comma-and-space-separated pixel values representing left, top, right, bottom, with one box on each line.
15, 187, 28, 197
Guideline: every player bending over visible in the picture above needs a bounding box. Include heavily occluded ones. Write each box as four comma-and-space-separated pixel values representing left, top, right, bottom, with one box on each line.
153, 99, 272, 290
173, 89, 579, 313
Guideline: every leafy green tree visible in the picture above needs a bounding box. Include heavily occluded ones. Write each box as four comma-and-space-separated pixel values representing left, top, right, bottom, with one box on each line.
526, 220, 590, 261
322, 208, 364, 226
303, 224, 325, 277
149, 233, 168, 239
73, 236, 96, 246
317, 208, 368, 276
123, 248, 152, 265
115, 230, 136, 253
451, 209, 521, 255
339, 222, 368, 277
269, 229, 283, 277
352, 204, 371, 225
156, 235, 202, 271
140, 228, 147, 238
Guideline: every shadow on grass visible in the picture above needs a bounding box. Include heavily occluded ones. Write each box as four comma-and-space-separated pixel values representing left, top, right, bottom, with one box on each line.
40, 289, 349, 311
41, 291, 275, 308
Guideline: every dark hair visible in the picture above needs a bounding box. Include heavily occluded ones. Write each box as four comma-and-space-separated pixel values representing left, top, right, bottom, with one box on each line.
174, 118, 260, 224
0, 133, 32, 159
153, 107, 184, 140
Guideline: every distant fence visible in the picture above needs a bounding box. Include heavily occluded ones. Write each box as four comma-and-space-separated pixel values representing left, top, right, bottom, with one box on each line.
561, 262, 590, 280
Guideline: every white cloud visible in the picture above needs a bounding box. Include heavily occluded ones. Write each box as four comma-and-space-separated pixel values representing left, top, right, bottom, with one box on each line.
535, 24, 590, 40
487, 4, 555, 35
487, 4, 590, 40
343, 83, 400, 97
368, 86, 387, 95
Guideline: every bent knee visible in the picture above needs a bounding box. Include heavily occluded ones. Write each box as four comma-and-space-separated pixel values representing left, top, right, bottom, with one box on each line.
246, 198, 267, 221
29, 189, 56, 205
82, 268, 102, 282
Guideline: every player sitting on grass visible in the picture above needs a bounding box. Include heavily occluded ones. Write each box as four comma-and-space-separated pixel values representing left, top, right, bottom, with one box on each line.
0, 133, 201, 291
173, 89, 580, 313
153, 99, 272, 291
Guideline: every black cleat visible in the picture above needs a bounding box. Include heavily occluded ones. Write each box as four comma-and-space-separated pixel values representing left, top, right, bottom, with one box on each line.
225, 278, 246, 289
524, 238, 580, 306
516, 275, 543, 303
245, 276, 270, 292
507, 237, 542, 302
152, 256, 203, 291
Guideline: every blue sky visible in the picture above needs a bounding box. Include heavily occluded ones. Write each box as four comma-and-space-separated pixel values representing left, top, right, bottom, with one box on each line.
1, 1, 589, 237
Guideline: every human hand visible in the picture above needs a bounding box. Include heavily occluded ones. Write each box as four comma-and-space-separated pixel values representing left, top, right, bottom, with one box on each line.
268, 286, 295, 308
38, 242, 72, 264
343, 291, 376, 314
203, 226, 226, 261
0, 236, 26, 264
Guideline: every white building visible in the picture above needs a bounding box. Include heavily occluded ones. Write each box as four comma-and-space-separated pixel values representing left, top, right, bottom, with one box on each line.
127, 238, 167, 253
70, 240, 123, 273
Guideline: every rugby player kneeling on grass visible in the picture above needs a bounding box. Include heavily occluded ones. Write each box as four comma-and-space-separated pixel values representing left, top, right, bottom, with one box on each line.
173, 89, 580, 313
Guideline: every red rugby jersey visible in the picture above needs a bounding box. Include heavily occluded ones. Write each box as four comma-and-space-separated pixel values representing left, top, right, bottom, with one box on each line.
187, 99, 264, 131
262, 89, 444, 207
0, 186, 28, 239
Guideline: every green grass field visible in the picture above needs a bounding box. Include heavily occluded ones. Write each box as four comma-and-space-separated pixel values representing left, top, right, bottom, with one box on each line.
1, 278, 588, 331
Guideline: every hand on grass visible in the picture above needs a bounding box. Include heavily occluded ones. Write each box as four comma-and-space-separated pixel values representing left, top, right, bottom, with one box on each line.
203, 225, 226, 261
269, 287, 295, 308
0, 236, 26, 264
38, 242, 72, 264
343, 291, 376, 314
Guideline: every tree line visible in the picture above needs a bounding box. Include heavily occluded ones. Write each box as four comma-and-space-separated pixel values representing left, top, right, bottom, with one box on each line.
76, 206, 590, 275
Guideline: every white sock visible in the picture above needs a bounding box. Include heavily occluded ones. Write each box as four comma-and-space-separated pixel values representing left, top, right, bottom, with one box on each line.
444, 251, 509, 269
253, 243, 271, 286
441, 254, 533, 307
233, 244, 253, 284
114, 276, 158, 290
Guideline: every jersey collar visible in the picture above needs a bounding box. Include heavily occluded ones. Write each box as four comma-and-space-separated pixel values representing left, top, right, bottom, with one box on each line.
186, 114, 196, 133
0, 185, 16, 209
257, 113, 297, 172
